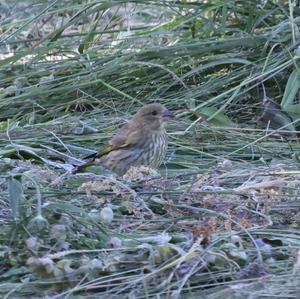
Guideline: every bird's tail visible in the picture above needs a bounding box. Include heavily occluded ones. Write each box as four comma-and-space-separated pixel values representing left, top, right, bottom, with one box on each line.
72, 152, 98, 173
83, 152, 98, 160
73, 146, 112, 174
73, 161, 94, 173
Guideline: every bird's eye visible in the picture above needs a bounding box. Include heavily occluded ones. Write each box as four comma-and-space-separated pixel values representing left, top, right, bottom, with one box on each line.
151, 110, 158, 116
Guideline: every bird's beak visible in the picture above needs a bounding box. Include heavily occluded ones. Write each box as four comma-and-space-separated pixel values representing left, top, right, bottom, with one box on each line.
162, 109, 174, 120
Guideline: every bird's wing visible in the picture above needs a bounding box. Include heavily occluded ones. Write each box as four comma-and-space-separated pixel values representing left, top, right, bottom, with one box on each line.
93, 122, 140, 159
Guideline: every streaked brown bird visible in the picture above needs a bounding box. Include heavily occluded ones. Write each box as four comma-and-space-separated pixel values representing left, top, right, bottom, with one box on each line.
76, 103, 174, 175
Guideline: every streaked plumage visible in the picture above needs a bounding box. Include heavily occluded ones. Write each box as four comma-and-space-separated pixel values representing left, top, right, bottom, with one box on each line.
77, 104, 174, 175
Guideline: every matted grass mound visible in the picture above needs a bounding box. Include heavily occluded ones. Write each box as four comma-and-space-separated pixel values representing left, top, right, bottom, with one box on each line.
1, 1, 300, 298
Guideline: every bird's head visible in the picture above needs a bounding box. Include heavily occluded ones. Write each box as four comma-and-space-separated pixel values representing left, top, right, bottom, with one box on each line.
134, 103, 174, 130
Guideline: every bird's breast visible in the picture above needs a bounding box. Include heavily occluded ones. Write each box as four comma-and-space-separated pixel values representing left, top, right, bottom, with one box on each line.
143, 129, 168, 168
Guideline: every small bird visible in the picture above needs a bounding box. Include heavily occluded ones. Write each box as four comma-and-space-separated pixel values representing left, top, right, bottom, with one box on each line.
76, 103, 174, 175
253, 98, 296, 137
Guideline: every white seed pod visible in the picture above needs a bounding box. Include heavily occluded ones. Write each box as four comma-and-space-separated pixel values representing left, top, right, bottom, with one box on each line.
100, 206, 114, 224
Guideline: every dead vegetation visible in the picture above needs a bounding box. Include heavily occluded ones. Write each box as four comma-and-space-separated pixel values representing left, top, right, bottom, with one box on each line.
1, 0, 300, 298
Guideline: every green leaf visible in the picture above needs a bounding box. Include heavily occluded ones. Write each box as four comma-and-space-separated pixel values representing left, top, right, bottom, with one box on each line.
7, 175, 25, 222
280, 104, 300, 123
281, 69, 300, 111
0, 145, 44, 161
49, 3, 107, 43
198, 106, 234, 127
78, 12, 101, 54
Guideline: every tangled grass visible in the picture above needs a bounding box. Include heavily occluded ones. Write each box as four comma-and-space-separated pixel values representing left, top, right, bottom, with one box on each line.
1, 1, 300, 298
